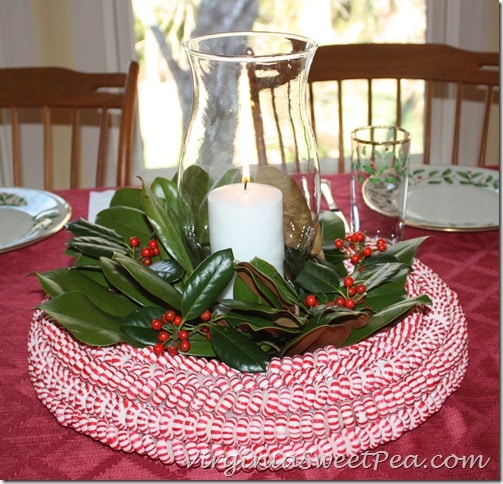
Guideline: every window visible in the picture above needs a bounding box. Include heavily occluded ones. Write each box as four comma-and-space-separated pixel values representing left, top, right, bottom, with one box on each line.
131, 0, 426, 177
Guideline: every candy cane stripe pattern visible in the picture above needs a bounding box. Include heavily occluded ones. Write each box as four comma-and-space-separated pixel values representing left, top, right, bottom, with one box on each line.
28, 260, 468, 474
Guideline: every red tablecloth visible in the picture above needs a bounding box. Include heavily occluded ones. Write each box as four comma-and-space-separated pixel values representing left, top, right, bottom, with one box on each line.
0, 175, 499, 480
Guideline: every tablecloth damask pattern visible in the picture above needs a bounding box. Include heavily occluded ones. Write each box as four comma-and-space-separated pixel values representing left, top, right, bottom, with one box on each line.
0, 175, 499, 480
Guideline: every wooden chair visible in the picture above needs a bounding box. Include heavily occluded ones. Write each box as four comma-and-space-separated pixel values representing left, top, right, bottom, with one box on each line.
0, 61, 139, 189
308, 43, 499, 172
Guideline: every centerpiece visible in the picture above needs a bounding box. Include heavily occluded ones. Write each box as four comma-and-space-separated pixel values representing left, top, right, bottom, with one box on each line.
27, 32, 468, 474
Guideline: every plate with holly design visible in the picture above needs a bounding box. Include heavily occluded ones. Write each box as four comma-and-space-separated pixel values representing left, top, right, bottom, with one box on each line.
0, 188, 71, 253
405, 164, 499, 231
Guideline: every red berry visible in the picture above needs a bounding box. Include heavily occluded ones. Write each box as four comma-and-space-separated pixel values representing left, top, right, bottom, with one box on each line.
167, 344, 178, 356
335, 296, 346, 307
173, 315, 183, 327
178, 330, 189, 341
153, 342, 164, 356
148, 239, 158, 249
352, 232, 365, 243
326, 301, 335, 307
151, 319, 162, 331
363, 246, 373, 257
345, 299, 356, 309
348, 286, 357, 297
141, 247, 153, 258
142, 257, 153, 266
200, 310, 212, 322
158, 330, 169, 342
356, 284, 367, 294
153, 247, 160, 256
343, 276, 354, 287
377, 242, 387, 252
163, 310, 176, 323
350, 254, 361, 264
334, 238, 345, 249
179, 340, 191, 352
305, 294, 318, 307
129, 236, 140, 248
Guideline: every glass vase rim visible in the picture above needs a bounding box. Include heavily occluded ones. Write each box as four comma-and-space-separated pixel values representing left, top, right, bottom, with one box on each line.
351, 125, 411, 145
183, 30, 318, 63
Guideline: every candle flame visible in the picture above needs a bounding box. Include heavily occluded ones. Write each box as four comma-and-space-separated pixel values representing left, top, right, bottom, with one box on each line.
242, 162, 250, 189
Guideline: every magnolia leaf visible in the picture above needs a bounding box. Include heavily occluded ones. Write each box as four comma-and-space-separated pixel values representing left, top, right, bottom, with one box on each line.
384, 236, 430, 264
247, 257, 302, 308
210, 325, 268, 372
36, 267, 137, 316
255, 165, 313, 250
235, 261, 292, 310
357, 262, 406, 292
100, 257, 164, 307
37, 292, 131, 346
67, 235, 129, 259
181, 332, 216, 357
181, 249, 234, 321
319, 210, 346, 244
66, 218, 123, 244
110, 187, 142, 210
113, 253, 182, 310
151, 176, 179, 212
121, 306, 165, 346
178, 165, 212, 256
95, 206, 152, 244
217, 311, 301, 333
295, 260, 340, 293
343, 294, 432, 346
140, 179, 194, 274
282, 324, 351, 357
149, 259, 185, 283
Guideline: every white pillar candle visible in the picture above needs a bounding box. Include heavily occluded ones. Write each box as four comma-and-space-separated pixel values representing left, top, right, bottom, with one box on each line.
208, 182, 284, 298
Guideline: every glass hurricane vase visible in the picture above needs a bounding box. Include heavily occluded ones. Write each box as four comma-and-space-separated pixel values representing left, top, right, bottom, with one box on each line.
177, 31, 320, 280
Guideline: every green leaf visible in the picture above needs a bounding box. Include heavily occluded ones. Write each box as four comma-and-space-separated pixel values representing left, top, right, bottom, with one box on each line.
141, 179, 194, 274
181, 249, 234, 321
110, 187, 142, 210
357, 262, 406, 292
295, 260, 340, 293
100, 257, 164, 307
95, 206, 153, 244
67, 235, 129, 259
151, 176, 179, 213
36, 267, 138, 316
210, 325, 268, 372
343, 294, 431, 346
182, 332, 216, 357
121, 306, 164, 346
37, 292, 131, 346
383, 236, 430, 264
217, 310, 302, 333
319, 210, 346, 246
112, 253, 182, 310
149, 259, 185, 283
248, 257, 301, 308
66, 218, 123, 244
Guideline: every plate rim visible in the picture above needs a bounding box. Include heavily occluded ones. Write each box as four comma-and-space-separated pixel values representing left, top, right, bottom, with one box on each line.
405, 163, 499, 232
0, 187, 72, 253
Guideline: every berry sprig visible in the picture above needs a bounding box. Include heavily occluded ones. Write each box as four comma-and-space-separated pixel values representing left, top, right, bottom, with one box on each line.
334, 231, 388, 267
129, 236, 160, 266
302, 232, 390, 311
150, 309, 213, 357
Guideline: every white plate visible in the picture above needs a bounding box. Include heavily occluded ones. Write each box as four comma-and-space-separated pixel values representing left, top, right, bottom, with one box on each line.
405, 165, 499, 231
0, 188, 71, 253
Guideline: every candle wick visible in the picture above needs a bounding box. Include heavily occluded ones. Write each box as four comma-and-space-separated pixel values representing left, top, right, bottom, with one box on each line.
244, 180, 248, 190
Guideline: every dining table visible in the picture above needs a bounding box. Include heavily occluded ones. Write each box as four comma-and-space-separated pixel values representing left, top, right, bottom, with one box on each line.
0, 172, 499, 480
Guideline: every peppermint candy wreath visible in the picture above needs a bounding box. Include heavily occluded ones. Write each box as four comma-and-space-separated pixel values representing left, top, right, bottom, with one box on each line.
28, 260, 468, 474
